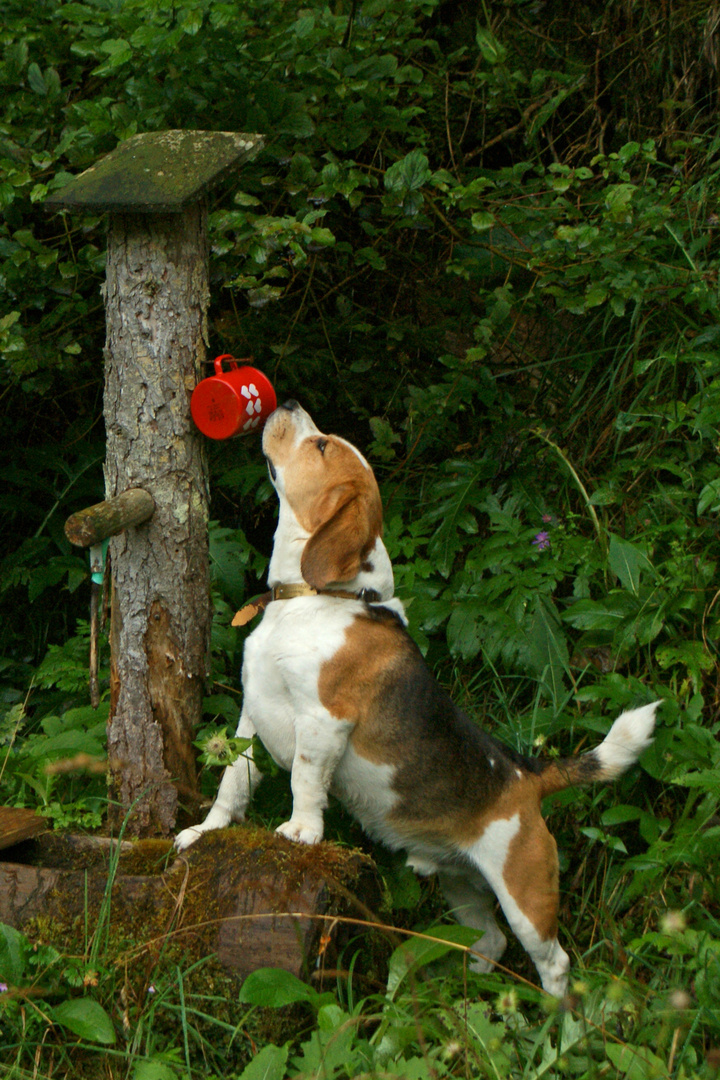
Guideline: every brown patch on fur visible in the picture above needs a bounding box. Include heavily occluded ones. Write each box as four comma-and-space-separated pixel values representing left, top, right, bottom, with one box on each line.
386, 773, 559, 941
413, 775, 560, 941
504, 806, 560, 941
318, 617, 407, 764
453, 775, 559, 941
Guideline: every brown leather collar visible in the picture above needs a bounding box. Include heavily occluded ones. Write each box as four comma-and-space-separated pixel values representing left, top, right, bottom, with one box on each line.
232, 583, 381, 626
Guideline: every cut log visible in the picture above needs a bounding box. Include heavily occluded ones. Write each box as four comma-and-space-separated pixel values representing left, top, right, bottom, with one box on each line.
0, 826, 379, 983
0, 807, 47, 851
64, 488, 156, 547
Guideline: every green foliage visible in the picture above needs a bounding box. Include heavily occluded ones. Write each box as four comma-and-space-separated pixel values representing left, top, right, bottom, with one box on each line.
0, 617, 108, 828
206, 919, 720, 1080
0, 921, 116, 1055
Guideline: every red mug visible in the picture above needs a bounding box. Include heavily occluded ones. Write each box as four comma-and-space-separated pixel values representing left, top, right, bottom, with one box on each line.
191, 355, 277, 440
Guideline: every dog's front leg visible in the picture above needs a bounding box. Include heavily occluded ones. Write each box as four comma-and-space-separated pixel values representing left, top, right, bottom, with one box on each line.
275, 713, 352, 845
175, 712, 262, 851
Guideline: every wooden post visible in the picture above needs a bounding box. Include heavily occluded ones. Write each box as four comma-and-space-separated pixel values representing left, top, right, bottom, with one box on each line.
45, 131, 263, 836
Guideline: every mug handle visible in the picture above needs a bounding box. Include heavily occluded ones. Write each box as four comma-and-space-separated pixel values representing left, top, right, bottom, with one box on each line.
213, 353, 238, 376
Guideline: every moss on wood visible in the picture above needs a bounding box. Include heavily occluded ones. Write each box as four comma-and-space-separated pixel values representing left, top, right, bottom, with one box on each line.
44, 130, 264, 213
2, 824, 379, 986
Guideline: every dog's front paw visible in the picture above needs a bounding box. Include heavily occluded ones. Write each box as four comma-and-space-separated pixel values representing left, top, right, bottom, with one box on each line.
174, 805, 235, 852
275, 818, 323, 845
174, 825, 206, 852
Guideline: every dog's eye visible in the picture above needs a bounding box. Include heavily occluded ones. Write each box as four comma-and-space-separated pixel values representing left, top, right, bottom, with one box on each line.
317, 438, 327, 455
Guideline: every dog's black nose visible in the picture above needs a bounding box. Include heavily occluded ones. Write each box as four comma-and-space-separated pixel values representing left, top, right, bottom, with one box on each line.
281, 399, 300, 411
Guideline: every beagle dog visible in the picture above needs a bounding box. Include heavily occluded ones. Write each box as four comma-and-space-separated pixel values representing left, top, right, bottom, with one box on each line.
176, 401, 658, 996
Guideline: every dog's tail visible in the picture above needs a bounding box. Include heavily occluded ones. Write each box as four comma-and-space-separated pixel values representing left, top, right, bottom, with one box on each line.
538, 702, 659, 798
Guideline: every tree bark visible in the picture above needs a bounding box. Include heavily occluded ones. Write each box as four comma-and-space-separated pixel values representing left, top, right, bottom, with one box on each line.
104, 204, 211, 836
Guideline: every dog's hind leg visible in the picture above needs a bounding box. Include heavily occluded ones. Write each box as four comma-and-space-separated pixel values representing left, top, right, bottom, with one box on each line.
175, 711, 262, 851
464, 812, 570, 996
438, 867, 507, 973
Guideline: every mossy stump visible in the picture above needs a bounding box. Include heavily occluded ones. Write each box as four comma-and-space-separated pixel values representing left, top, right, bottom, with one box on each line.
0, 824, 378, 983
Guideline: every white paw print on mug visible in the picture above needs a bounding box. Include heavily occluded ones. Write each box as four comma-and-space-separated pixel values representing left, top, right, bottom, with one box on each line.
241, 384, 264, 430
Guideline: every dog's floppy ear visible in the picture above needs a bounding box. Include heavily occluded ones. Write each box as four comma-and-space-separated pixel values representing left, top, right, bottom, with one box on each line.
301, 483, 382, 589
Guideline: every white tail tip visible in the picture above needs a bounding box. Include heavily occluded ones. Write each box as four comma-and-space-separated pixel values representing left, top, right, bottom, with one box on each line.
595, 701, 660, 779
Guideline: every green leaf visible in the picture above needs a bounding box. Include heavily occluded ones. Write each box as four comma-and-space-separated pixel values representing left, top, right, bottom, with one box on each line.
27, 63, 46, 95
384, 150, 431, 193
92, 38, 132, 73
608, 534, 653, 595
238, 968, 319, 1008
527, 88, 575, 139
528, 594, 570, 704
697, 477, 720, 515
293, 14, 315, 37
179, 9, 203, 34
294, 1004, 354, 1076
606, 1042, 668, 1079
45, 68, 61, 98
51, 998, 116, 1045
134, 1061, 180, 1080
584, 283, 608, 308
233, 191, 261, 207
580, 827, 627, 853
672, 769, 720, 795
604, 182, 636, 221
600, 804, 643, 826
237, 1044, 289, 1080
386, 925, 480, 999
655, 641, 714, 678
359, 54, 398, 80
58, 3, 97, 22
447, 600, 483, 660
355, 246, 386, 270
201, 693, 241, 724
309, 227, 335, 247
470, 211, 494, 231
380, 857, 422, 910
0, 311, 21, 333
475, 27, 506, 65
562, 595, 635, 630
0, 923, 28, 986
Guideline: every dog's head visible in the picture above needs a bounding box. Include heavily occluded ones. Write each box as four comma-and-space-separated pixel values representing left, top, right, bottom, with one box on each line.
263, 402, 383, 589
263, 403, 386, 591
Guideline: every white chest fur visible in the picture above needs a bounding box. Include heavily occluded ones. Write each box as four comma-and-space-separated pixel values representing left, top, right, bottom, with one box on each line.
242, 597, 361, 768
242, 597, 402, 833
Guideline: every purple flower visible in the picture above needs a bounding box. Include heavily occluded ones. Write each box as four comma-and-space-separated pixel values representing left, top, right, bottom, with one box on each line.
532, 531, 551, 550
542, 513, 553, 523
0, 983, 7, 993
